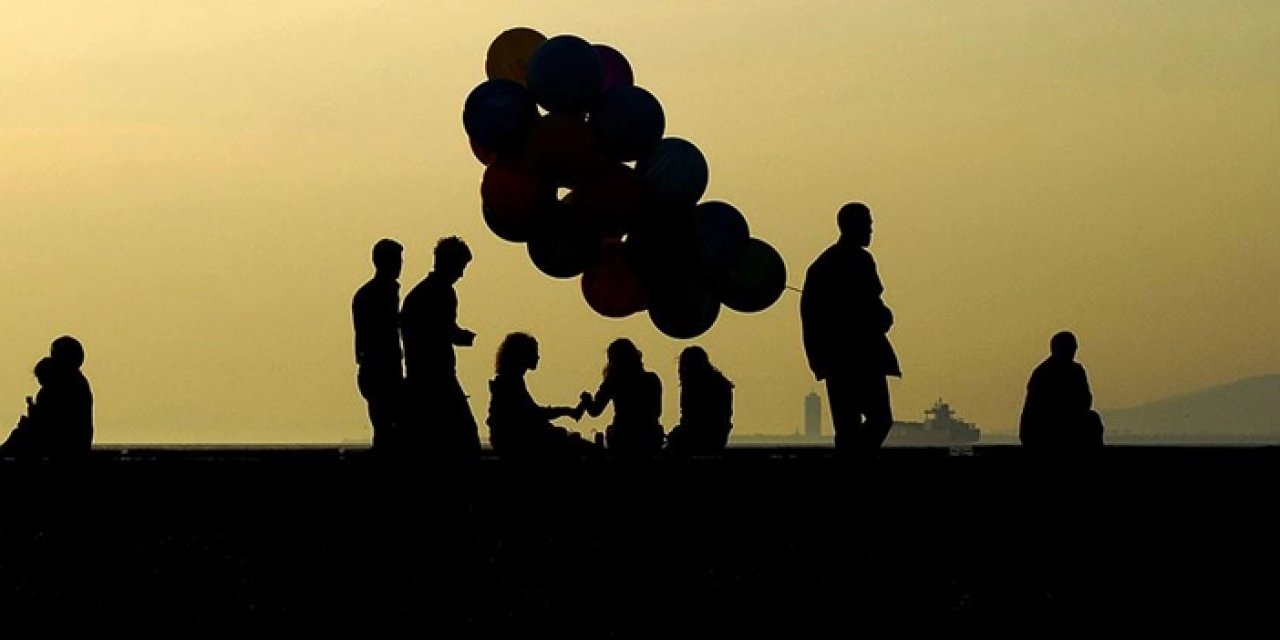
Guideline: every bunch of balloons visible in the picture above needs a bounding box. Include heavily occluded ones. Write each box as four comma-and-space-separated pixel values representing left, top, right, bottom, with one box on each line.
463, 27, 786, 339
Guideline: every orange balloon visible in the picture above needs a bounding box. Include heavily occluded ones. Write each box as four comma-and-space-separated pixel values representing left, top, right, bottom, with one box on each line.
485, 27, 547, 86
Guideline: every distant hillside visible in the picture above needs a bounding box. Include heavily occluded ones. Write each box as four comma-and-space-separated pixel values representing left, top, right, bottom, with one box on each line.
1102, 374, 1280, 437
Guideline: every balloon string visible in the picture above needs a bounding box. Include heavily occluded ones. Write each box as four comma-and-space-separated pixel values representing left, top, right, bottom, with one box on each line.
785, 285, 803, 293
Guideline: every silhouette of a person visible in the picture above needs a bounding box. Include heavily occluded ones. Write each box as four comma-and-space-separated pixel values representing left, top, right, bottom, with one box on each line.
800, 202, 901, 455
48, 335, 94, 456
352, 239, 405, 451
486, 332, 597, 458
399, 236, 481, 459
2, 358, 58, 457
580, 338, 664, 458
1020, 331, 1105, 454
665, 346, 734, 456
2, 337, 94, 459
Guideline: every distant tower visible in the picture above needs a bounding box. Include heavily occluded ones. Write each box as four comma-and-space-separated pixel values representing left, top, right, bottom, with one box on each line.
804, 392, 822, 439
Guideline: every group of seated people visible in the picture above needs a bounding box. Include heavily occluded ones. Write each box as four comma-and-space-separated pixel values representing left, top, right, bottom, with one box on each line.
1, 336, 95, 460
486, 334, 734, 459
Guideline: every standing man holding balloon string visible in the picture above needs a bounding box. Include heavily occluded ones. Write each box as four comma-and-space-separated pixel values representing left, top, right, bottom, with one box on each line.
399, 236, 482, 462
800, 202, 902, 456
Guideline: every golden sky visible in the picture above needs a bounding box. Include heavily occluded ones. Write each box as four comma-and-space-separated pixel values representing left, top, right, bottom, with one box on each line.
2, 2, 1278, 443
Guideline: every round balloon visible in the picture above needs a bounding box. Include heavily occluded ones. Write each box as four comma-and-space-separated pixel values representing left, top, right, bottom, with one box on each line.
481, 158, 554, 243
594, 44, 635, 93
469, 137, 499, 166
714, 238, 787, 313
637, 138, 709, 207
526, 202, 603, 279
523, 113, 602, 188
462, 79, 538, 154
623, 207, 700, 287
582, 239, 647, 318
571, 162, 646, 239
527, 35, 604, 114
590, 86, 664, 162
647, 279, 721, 339
485, 27, 547, 86
695, 201, 750, 267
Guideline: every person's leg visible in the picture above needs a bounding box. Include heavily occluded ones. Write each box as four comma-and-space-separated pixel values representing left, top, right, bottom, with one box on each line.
825, 374, 862, 453
857, 373, 893, 452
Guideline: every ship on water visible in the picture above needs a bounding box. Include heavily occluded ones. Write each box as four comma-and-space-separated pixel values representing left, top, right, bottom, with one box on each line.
730, 395, 981, 447
883, 398, 981, 447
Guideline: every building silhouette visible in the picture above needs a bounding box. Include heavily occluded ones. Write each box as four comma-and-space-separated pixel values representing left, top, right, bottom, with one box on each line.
804, 391, 822, 439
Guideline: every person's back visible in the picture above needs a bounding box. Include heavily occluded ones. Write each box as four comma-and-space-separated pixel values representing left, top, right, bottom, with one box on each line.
1020, 331, 1103, 454
667, 347, 734, 455
603, 369, 664, 456
400, 272, 458, 382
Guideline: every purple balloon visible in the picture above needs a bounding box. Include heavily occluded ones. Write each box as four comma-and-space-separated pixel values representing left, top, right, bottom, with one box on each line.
594, 44, 635, 93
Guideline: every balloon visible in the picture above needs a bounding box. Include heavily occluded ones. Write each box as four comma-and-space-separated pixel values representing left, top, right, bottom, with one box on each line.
589, 86, 664, 162
594, 44, 635, 93
527, 202, 603, 279
582, 239, 647, 318
462, 79, 538, 154
527, 35, 604, 114
569, 163, 646, 239
647, 279, 721, 339
694, 201, 750, 267
714, 238, 787, 313
637, 137, 709, 207
481, 158, 554, 243
623, 207, 699, 287
523, 113, 602, 188
469, 138, 499, 166
485, 27, 547, 85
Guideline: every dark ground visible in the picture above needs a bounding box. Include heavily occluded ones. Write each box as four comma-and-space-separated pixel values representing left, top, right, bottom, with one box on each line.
1, 446, 1277, 636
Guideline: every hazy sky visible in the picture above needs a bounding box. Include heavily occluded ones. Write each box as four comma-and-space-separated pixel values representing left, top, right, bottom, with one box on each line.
3, 2, 1278, 443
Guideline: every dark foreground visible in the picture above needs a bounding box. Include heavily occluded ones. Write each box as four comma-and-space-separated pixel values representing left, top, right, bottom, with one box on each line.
1, 446, 1277, 636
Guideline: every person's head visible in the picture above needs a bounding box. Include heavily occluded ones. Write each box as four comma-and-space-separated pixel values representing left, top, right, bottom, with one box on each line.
33, 357, 58, 386
679, 345, 711, 380
495, 332, 539, 376
1050, 331, 1078, 360
604, 338, 642, 377
433, 236, 472, 283
372, 238, 403, 280
50, 335, 85, 370
837, 202, 873, 248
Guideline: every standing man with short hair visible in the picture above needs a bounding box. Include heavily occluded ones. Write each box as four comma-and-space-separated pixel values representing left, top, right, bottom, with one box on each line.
800, 202, 902, 455
353, 238, 404, 452
400, 236, 481, 460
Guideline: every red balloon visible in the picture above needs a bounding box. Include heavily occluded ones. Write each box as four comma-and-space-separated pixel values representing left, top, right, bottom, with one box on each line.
582, 239, 647, 318
470, 137, 499, 166
570, 163, 646, 239
523, 113, 603, 188
594, 44, 635, 93
480, 158, 554, 243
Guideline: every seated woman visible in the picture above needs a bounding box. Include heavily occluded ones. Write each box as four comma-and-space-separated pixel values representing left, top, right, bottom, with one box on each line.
665, 346, 734, 456
2, 357, 59, 458
580, 338, 664, 458
486, 332, 596, 458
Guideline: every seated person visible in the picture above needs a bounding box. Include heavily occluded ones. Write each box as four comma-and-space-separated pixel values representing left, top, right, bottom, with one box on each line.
2, 357, 67, 458
665, 346, 734, 455
580, 338, 664, 458
1019, 331, 1105, 455
486, 332, 596, 458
